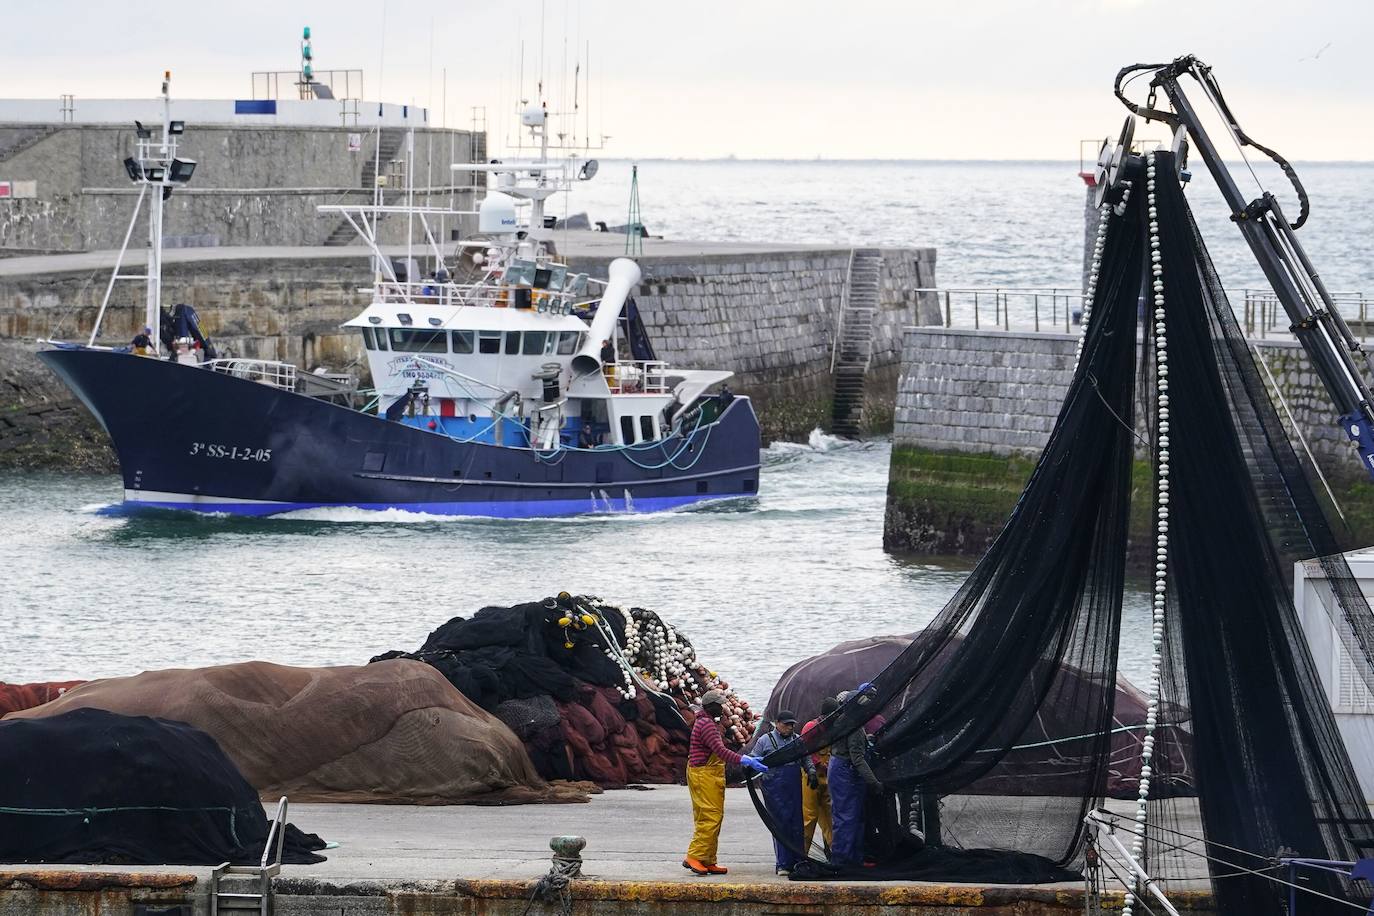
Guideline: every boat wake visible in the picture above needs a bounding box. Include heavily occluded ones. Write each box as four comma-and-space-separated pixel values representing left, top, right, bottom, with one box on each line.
763, 428, 876, 465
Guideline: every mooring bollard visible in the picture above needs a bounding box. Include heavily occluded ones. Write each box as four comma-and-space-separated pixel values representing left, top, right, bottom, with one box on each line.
530, 836, 587, 915
549, 835, 586, 877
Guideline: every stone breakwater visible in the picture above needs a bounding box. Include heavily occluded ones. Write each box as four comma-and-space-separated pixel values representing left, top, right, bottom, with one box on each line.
567, 246, 939, 441
0, 240, 937, 471
884, 327, 1374, 559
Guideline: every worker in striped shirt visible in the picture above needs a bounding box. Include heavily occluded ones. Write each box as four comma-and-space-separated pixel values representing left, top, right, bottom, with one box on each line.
683, 688, 768, 876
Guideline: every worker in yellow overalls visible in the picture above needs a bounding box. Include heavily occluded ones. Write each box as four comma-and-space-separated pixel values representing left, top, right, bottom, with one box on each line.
683, 689, 768, 875
800, 696, 840, 856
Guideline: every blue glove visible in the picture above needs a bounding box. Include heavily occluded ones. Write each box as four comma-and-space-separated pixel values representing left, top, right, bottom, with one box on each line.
740, 755, 768, 774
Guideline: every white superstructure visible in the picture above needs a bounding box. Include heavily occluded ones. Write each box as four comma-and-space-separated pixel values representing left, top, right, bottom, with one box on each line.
324, 103, 732, 452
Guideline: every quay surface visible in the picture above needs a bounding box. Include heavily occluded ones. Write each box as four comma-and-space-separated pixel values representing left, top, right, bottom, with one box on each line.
0, 786, 1214, 916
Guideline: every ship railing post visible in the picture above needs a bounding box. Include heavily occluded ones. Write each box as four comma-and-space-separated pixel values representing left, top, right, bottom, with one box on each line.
1034, 294, 1040, 333
944, 290, 951, 328
974, 292, 980, 330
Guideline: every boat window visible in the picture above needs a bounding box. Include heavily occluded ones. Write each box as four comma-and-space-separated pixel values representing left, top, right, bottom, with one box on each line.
451, 330, 474, 354
533, 267, 552, 289
620, 415, 636, 444
478, 331, 501, 354
557, 331, 579, 355
550, 265, 568, 291
640, 416, 655, 441
505, 331, 521, 355
390, 329, 448, 353
506, 259, 536, 287
543, 333, 558, 355
373, 328, 389, 351
522, 331, 547, 355
360, 328, 376, 350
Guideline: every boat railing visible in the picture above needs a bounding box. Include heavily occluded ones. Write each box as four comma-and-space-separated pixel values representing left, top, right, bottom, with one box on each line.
919, 287, 1372, 342
606, 360, 670, 395
205, 359, 298, 391
366, 280, 593, 315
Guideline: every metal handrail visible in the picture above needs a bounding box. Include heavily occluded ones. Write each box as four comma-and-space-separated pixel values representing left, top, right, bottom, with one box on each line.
262, 795, 288, 873
607, 359, 669, 394
830, 248, 856, 375
205, 359, 298, 391
915, 286, 1370, 342
210, 796, 290, 916
364, 279, 594, 314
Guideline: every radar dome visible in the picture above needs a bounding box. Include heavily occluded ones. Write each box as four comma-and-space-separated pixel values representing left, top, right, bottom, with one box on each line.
520, 105, 547, 128
478, 193, 519, 234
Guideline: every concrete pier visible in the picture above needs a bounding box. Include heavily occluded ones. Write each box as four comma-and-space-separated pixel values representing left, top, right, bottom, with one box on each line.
0, 786, 1215, 916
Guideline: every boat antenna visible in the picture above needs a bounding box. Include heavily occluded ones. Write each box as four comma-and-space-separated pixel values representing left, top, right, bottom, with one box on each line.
538, 0, 547, 103
625, 164, 642, 257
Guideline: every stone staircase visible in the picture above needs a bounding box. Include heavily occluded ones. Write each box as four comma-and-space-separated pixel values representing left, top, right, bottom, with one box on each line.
323, 128, 405, 246
830, 248, 882, 438
0, 126, 59, 163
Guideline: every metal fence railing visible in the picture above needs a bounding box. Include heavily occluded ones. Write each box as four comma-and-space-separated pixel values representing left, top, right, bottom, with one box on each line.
916, 287, 1371, 342
206, 359, 298, 391
917, 288, 1086, 334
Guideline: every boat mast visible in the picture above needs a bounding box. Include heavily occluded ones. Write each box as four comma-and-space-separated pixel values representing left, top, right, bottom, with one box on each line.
87, 72, 194, 349
145, 72, 174, 349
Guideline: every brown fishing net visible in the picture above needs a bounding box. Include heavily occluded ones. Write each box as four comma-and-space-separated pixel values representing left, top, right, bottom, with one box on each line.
7, 659, 588, 805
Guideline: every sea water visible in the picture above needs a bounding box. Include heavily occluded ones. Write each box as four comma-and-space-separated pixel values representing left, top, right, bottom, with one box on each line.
0, 436, 1154, 703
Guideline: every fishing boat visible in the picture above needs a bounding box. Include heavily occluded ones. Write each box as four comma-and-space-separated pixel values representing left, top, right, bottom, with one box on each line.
38, 77, 761, 517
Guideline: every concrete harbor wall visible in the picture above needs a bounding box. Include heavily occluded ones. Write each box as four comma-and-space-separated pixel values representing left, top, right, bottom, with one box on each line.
884, 327, 1374, 557
0, 123, 483, 254
0, 869, 1216, 916
0, 240, 937, 470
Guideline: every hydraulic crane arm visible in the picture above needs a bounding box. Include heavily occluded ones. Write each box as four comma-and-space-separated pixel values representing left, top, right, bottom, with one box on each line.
1114, 55, 1374, 480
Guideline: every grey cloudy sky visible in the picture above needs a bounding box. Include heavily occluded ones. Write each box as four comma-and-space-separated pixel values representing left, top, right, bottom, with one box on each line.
6, 1, 1372, 159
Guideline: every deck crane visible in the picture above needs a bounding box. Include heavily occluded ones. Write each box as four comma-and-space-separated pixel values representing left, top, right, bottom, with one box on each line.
1106, 55, 1374, 480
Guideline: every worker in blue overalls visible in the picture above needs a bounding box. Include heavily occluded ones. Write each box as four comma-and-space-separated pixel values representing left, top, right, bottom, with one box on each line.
827, 688, 884, 866
753, 710, 818, 875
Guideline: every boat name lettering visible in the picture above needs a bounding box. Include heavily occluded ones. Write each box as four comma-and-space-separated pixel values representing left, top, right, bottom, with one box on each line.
189, 442, 273, 462
388, 355, 452, 381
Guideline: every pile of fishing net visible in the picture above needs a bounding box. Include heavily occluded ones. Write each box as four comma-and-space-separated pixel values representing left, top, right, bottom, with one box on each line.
764, 633, 1193, 799
0, 680, 84, 717
0, 707, 326, 865
8, 659, 585, 805
373, 594, 759, 786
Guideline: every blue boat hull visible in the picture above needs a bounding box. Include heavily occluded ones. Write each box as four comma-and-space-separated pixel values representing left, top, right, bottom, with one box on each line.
38, 348, 763, 518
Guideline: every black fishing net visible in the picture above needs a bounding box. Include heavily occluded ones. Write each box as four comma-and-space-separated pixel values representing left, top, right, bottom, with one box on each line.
371, 596, 708, 786
1144, 150, 1374, 915
0, 707, 325, 865
753, 152, 1374, 911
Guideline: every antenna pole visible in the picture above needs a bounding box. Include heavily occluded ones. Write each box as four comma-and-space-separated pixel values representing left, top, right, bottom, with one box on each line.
145, 72, 173, 352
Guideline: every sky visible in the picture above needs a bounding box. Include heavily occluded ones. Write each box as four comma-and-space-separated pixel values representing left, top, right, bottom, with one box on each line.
4, 1, 1373, 160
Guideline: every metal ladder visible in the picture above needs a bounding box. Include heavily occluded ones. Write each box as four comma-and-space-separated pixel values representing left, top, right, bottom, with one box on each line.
210, 796, 289, 916
830, 248, 883, 438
